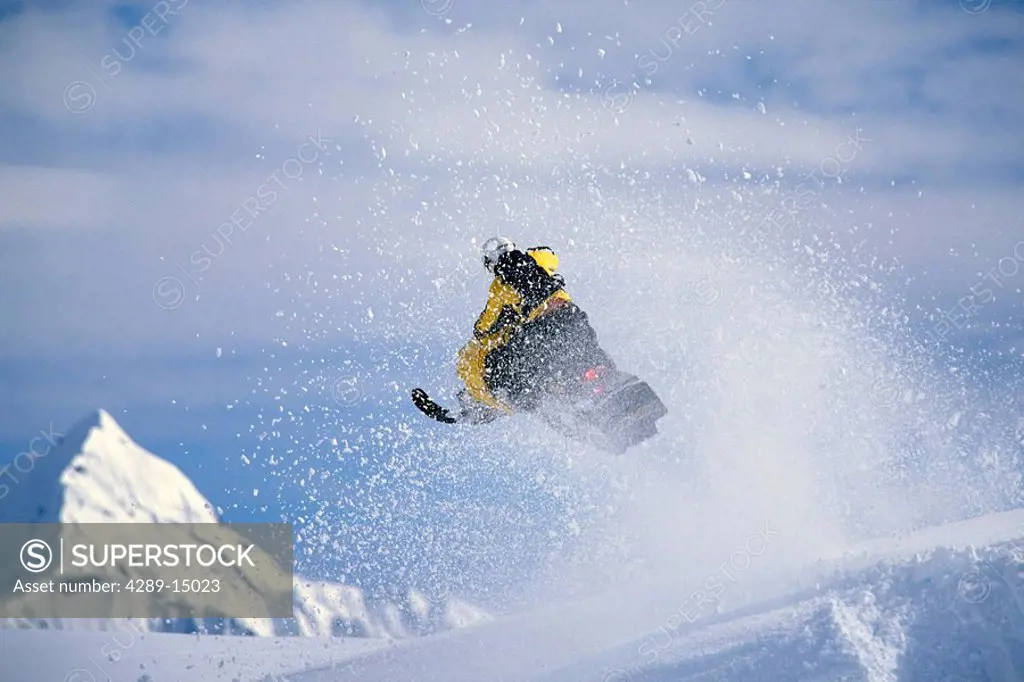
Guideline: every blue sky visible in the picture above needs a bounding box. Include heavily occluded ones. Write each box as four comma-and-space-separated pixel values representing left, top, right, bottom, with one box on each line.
1, 0, 1023, 597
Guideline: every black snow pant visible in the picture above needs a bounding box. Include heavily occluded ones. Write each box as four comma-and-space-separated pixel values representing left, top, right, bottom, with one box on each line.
484, 301, 613, 412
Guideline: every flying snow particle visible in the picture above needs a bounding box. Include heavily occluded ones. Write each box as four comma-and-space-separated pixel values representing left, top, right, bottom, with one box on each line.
215, 347, 222, 357
756, 101, 767, 114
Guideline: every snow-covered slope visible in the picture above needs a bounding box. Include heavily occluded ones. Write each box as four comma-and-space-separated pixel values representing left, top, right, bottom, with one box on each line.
4, 507, 1023, 681
0, 409, 490, 639
546, 510, 1024, 682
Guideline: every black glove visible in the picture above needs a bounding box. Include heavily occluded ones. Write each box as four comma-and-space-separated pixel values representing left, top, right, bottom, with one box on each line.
411, 388, 458, 424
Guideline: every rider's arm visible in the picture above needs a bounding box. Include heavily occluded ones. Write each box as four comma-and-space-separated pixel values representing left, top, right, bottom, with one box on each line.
473, 279, 519, 338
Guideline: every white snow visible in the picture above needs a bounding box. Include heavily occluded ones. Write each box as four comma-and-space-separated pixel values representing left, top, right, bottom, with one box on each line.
0, 409, 217, 525
3, 508, 1024, 680
0, 627, 388, 682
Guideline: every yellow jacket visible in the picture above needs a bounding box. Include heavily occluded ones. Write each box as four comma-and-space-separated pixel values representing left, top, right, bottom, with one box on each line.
457, 247, 571, 410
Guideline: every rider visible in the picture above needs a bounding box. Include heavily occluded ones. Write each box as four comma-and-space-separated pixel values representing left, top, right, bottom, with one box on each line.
455, 237, 612, 422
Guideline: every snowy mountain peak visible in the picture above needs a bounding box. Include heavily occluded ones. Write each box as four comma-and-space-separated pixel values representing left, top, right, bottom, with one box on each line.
58, 408, 129, 453
86, 408, 129, 439
0, 408, 216, 524
77, 407, 119, 433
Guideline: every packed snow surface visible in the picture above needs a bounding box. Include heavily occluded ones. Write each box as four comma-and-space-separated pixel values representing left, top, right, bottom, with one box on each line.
3, 503, 1023, 680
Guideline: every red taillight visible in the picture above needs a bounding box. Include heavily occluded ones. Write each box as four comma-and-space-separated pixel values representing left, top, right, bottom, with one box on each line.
584, 366, 607, 393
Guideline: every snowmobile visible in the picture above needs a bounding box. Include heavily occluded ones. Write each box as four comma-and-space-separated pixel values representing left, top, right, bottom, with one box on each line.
411, 359, 667, 456
410, 237, 667, 455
